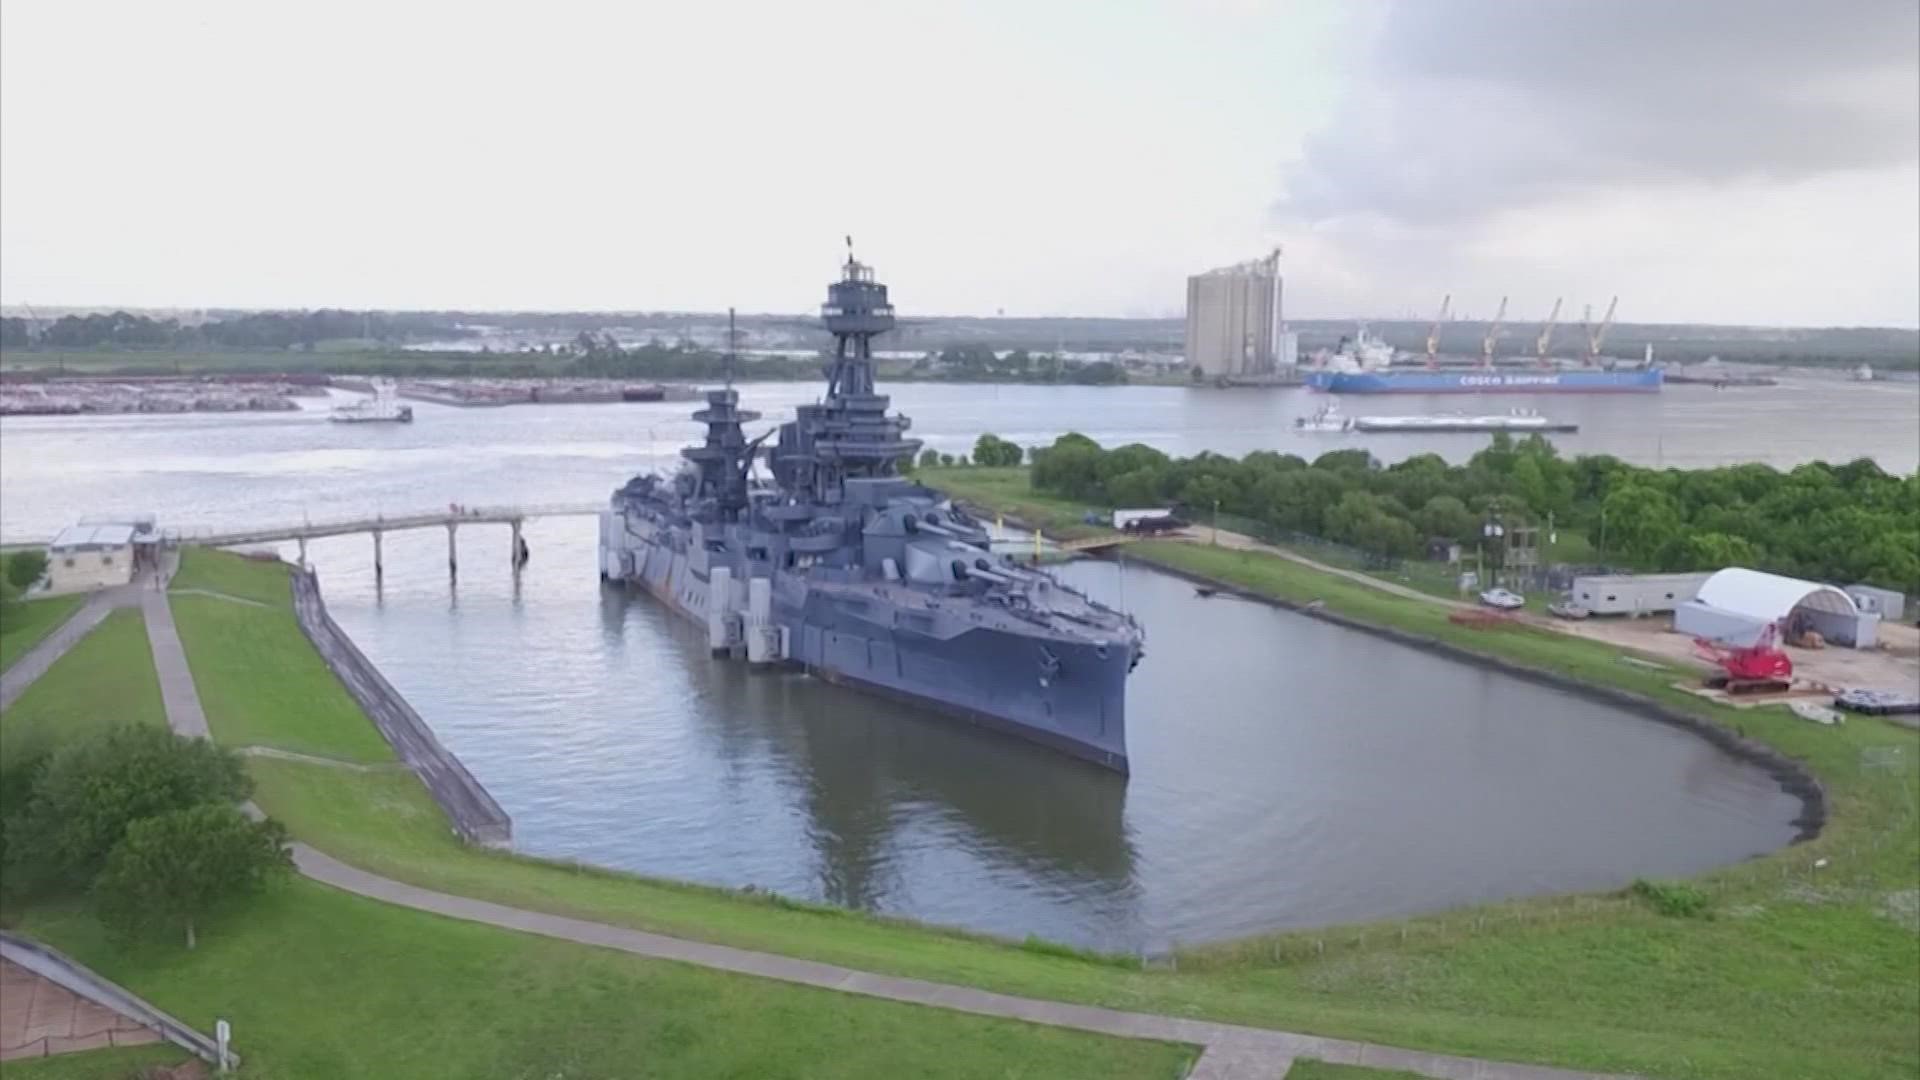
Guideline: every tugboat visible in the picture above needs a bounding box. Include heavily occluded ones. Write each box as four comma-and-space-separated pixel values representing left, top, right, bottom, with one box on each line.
331, 378, 414, 423
598, 245, 1145, 771
1294, 399, 1351, 432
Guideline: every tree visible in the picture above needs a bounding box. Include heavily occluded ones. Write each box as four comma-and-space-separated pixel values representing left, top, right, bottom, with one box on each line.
1105, 467, 1166, 508
971, 434, 1022, 467
6, 550, 47, 592
93, 804, 291, 949
918, 448, 942, 470
6, 727, 251, 894
1416, 495, 1476, 542
1599, 484, 1682, 565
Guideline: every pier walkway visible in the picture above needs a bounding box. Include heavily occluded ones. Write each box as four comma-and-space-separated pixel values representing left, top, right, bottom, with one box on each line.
178, 502, 604, 548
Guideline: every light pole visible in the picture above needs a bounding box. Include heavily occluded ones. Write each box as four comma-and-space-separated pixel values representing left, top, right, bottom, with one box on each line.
1482, 516, 1505, 588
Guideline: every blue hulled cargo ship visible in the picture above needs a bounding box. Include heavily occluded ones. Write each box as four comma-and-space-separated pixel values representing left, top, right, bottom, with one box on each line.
1307, 367, 1663, 393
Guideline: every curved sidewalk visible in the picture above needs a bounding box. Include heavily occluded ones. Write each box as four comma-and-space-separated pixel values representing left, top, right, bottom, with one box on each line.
138, 571, 1635, 1080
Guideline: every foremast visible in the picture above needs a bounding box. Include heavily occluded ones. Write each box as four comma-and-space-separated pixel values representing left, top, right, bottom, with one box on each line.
774, 241, 922, 503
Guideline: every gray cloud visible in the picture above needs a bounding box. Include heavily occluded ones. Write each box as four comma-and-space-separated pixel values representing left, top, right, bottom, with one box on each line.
1281, 0, 1920, 224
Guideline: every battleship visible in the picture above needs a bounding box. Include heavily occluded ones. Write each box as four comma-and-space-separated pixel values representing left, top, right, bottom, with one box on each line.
597, 248, 1144, 771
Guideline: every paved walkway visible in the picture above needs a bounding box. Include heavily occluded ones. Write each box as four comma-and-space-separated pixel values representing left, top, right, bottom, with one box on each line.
0, 595, 114, 711
1186, 527, 1470, 609
133, 562, 1634, 1080
286, 843, 1625, 1080
141, 585, 209, 740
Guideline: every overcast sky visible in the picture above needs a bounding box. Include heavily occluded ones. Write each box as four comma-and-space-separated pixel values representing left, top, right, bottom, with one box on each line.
2, 0, 1915, 325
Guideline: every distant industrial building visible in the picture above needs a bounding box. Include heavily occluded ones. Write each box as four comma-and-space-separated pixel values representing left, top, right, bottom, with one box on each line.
1185, 250, 1297, 379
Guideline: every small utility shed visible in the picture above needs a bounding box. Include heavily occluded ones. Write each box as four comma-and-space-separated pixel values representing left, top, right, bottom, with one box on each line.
1676, 567, 1879, 648
47, 523, 137, 591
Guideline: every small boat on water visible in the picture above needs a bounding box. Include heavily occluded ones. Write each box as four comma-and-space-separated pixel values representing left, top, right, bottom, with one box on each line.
1295, 399, 1352, 432
332, 379, 414, 424
1351, 408, 1577, 434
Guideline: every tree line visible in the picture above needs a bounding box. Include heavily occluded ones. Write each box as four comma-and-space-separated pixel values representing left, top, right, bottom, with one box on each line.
912, 346, 1128, 385
1022, 432, 1920, 598
1, 309, 472, 351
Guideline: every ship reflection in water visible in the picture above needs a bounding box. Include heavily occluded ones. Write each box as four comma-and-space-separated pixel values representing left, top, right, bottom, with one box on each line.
593, 578, 1138, 943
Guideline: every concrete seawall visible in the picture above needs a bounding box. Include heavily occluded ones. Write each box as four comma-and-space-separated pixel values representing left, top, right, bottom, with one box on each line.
289, 568, 512, 846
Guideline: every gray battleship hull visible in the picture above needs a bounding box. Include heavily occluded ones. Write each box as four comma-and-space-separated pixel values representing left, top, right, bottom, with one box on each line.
598, 252, 1139, 773
603, 523, 1129, 771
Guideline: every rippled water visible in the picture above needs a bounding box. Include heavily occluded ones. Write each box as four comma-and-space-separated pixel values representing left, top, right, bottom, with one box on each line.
0, 382, 1835, 947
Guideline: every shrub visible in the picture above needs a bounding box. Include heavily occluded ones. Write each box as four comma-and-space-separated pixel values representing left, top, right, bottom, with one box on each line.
1630, 878, 1711, 918
5, 550, 48, 592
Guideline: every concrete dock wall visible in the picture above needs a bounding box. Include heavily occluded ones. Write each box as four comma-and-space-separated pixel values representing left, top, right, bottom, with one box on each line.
290, 568, 511, 846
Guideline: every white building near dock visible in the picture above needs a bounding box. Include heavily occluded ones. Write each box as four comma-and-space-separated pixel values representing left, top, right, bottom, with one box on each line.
45, 516, 158, 592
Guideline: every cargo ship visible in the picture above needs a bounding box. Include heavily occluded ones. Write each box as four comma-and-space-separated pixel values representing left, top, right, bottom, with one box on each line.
1305, 329, 1662, 394
1307, 367, 1662, 394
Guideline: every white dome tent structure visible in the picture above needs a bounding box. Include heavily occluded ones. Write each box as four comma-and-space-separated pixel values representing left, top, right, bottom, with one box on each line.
1676, 567, 1880, 649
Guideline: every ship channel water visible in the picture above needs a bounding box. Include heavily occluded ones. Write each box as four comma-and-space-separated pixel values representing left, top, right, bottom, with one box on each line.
3, 377, 1903, 947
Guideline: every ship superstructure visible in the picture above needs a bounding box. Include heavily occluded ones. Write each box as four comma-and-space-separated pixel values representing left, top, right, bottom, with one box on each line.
599, 249, 1143, 771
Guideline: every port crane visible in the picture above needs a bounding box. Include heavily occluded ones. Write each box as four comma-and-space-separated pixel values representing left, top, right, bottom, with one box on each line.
1534, 298, 1562, 369
1581, 296, 1618, 365
1480, 295, 1507, 369
1424, 294, 1450, 369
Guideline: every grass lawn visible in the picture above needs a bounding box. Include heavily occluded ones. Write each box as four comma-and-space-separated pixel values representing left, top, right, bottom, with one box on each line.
0, 593, 85, 672
168, 547, 295, 608
920, 466, 1110, 538
0, 610, 164, 767
0, 1045, 191, 1076
168, 590, 393, 764
0, 1045, 190, 1079
1285, 1064, 1425, 1080
167, 545, 1920, 1080
18, 881, 1193, 1080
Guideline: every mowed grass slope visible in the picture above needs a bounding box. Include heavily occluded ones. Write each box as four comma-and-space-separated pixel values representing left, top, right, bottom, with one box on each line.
0, 593, 85, 672
19, 881, 1194, 1080
168, 552, 391, 763
174, 548, 1920, 1079
168, 548, 296, 608
9, 550, 1194, 1080
0, 610, 164, 766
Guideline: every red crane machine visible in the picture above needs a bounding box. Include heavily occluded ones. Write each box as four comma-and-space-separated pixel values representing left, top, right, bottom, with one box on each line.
1694, 621, 1794, 694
